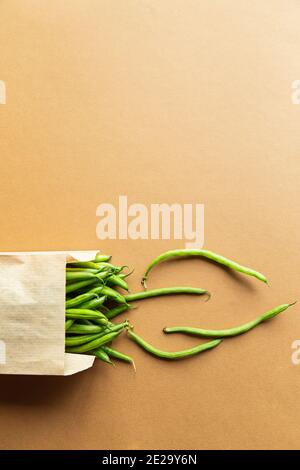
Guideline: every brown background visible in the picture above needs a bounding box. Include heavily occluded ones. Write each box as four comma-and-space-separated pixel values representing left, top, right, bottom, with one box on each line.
0, 0, 299, 450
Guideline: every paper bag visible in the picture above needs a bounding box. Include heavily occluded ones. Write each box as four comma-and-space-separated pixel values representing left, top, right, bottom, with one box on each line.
0, 251, 97, 375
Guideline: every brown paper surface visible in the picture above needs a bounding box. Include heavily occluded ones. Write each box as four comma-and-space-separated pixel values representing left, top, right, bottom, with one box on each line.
0, 252, 96, 375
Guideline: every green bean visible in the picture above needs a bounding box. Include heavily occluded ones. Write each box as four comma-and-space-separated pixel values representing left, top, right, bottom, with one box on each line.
164, 302, 296, 338
107, 274, 129, 291
125, 287, 210, 302
94, 253, 111, 262
65, 279, 97, 294
66, 267, 99, 273
142, 249, 268, 286
65, 332, 103, 347
92, 347, 113, 364
66, 308, 107, 318
65, 292, 98, 309
78, 319, 93, 325
65, 319, 74, 330
65, 308, 108, 325
89, 285, 128, 304
67, 261, 101, 269
66, 331, 122, 353
119, 269, 134, 279
66, 270, 113, 283
127, 330, 222, 360
96, 262, 118, 269
102, 345, 136, 370
105, 304, 131, 320
67, 323, 104, 335
79, 295, 106, 309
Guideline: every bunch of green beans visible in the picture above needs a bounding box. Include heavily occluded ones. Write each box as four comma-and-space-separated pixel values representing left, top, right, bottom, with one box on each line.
65, 251, 213, 366
65, 252, 136, 367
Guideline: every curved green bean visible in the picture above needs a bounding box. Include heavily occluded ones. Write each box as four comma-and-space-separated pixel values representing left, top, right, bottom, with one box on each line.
102, 345, 136, 370
127, 329, 222, 360
125, 287, 210, 302
142, 249, 268, 286
163, 302, 296, 338
65, 332, 103, 347
66, 330, 122, 353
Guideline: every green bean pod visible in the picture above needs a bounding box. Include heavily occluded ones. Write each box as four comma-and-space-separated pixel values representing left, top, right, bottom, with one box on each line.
65, 308, 108, 325
66, 331, 122, 353
65, 319, 74, 330
66, 267, 99, 273
65, 292, 98, 309
94, 253, 111, 262
102, 345, 136, 370
101, 320, 129, 335
65, 279, 97, 294
105, 304, 131, 320
67, 261, 102, 269
79, 295, 106, 309
106, 274, 129, 291
142, 249, 268, 286
127, 330, 222, 360
78, 319, 93, 325
66, 271, 99, 281
92, 347, 113, 364
67, 323, 104, 335
125, 287, 210, 302
164, 302, 296, 338
89, 285, 128, 305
